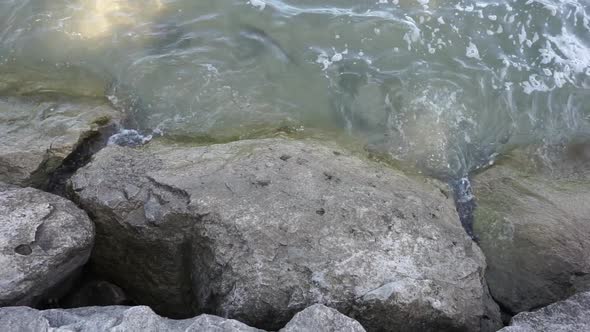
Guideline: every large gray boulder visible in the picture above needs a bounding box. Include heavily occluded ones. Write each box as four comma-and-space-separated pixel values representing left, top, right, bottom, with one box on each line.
0, 96, 121, 188
499, 291, 590, 332
0, 183, 94, 306
0, 306, 263, 332
69, 138, 501, 331
280, 304, 366, 332
472, 143, 590, 314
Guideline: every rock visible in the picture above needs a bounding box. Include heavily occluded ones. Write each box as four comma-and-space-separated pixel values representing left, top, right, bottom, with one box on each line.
472, 143, 590, 314
0, 64, 108, 99
69, 138, 501, 331
0, 95, 121, 188
0, 183, 94, 306
0, 306, 263, 332
279, 304, 366, 332
498, 291, 590, 332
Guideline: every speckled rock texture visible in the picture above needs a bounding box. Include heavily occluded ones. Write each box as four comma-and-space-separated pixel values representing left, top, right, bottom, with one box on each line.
0, 183, 94, 306
69, 138, 500, 331
279, 304, 366, 332
0, 305, 263, 332
499, 291, 590, 332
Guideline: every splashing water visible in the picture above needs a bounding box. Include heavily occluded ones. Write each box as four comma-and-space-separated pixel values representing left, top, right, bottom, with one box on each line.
1, 0, 589, 181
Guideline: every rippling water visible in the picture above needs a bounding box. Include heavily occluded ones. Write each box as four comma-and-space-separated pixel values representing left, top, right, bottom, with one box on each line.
1, 0, 589, 179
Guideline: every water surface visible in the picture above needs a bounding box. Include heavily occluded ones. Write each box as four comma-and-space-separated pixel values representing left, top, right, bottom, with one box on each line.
1, 0, 589, 179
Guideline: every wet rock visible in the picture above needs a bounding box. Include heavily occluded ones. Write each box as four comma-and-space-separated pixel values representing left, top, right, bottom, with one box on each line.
0, 183, 94, 306
498, 291, 590, 332
0, 306, 263, 332
0, 65, 109, 99
362, 83, 503, 181
472, 143, 590, 314
69, 138, 501, 331
279, 304, 366, 332
0, 96, 121, 188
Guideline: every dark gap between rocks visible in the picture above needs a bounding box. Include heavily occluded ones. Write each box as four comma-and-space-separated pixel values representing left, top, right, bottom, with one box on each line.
37, 264, 135, 310
489, 292, 515, 326
46, 123, 118, 197
37, 122, 136, 311
450, 176, 514, 326
451, 177, 478, 242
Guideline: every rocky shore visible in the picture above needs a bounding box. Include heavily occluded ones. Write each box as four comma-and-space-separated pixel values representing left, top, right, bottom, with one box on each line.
1, 96, 588, 331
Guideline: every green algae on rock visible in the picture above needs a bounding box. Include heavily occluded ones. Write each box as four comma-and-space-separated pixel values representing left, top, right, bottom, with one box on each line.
472, 143, 590, 314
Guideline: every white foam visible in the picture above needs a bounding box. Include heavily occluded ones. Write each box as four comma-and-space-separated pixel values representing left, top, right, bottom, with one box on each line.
248, 0, 266, 10
465, 42, 481, 60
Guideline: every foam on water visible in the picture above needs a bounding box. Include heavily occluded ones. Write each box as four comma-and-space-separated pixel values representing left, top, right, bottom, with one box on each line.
108, 129, 153, 147
0, 0, 589, 180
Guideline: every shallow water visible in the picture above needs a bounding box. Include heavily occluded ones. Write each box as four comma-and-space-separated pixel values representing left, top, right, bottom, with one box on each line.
1, 0, 589, 179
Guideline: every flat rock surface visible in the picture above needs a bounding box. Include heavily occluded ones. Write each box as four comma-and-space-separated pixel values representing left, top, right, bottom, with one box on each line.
0, 305, 263, 332
499, 291, 590, 332
0, 96, 121, 188
0, 183, 94, 306
70, 138, 500, 331
472, 144, 590, 314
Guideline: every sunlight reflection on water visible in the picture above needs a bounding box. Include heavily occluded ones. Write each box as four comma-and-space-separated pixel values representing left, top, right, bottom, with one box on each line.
0, 0, 588, 179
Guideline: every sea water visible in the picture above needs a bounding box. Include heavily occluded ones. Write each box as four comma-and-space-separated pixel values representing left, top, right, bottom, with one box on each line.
1, 0, 589, 179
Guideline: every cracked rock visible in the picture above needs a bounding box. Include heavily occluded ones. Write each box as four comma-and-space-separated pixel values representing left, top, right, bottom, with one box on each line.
69, 138, 501, 331
0, 95, 122, 188
0, 183, 94, 306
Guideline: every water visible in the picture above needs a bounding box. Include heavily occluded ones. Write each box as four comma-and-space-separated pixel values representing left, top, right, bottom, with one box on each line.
1, 0, 589, 180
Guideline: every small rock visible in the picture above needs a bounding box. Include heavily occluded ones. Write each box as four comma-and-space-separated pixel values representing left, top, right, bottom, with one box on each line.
0, 183, 94, 306
279, 304, 366, 332
498, 291, 590, 332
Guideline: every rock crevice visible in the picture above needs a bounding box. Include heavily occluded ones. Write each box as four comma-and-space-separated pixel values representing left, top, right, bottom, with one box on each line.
0, 96, 123, 191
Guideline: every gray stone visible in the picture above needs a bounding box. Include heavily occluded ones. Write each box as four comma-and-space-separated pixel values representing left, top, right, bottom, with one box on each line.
472, 143, 590, 314
498, 291, 590, 332
0, 95, 121, 188
0, 183, 94, 306
0, 64, 108, 99
0, 306, 263, 332
279, 304, 366, 332
69, 138, 501, 331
